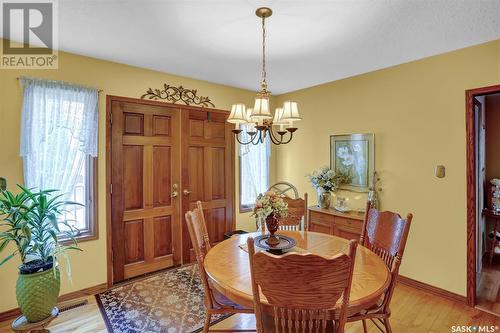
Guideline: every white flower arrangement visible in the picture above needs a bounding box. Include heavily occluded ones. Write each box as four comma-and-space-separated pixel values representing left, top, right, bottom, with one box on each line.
308, 166, 352, 193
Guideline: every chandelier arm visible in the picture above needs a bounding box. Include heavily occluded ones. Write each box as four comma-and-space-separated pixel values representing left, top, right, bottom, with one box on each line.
250, 130, 262, 145
253, 131, 262, 145
279, 131, 295, 145
268, 127, 284, 145
259, 129, 266, 144
234, 132, 258, 145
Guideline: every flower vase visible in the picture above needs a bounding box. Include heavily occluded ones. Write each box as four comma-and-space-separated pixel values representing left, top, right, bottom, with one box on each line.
265, 215, 280, 246
317, 189, 332, 209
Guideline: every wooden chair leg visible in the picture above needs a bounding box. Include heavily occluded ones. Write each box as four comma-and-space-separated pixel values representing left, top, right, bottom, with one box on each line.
362, 319, 368, 333
203, 313, 212, 333
384, 318, 392, 333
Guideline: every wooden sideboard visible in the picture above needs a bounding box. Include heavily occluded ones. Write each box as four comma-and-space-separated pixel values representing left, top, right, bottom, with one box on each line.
308, 206, 365, 241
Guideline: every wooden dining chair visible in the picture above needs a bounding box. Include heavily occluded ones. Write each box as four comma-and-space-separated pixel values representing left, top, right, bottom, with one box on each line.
348, 202, 413, 333
280, 193, 308, 231
267, 181, 299, 199
258, 194, 308, 232
247, 236, 357, 333
185, 201, 255, 333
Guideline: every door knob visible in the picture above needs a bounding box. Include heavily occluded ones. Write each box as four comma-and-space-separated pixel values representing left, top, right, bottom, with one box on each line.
183, 189, 191, 196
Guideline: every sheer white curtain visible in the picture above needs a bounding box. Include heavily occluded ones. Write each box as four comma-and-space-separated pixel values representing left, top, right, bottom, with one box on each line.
240, 125, 271, 208
19, 77, 98, 196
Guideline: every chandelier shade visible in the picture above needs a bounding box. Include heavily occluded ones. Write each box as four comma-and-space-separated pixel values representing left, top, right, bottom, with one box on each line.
245, 108, 257, 133
227, 103, 247, 124
251, 96, 272, 119
272, 107, 287, 125
281, 101, 302, 121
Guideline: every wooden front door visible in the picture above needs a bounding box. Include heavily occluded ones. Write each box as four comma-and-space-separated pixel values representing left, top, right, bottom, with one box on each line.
181, 109, 235, 263
111, 100, 181, 282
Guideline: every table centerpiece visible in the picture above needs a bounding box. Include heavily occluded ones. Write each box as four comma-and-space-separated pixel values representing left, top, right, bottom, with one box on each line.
252, 191, 288, 246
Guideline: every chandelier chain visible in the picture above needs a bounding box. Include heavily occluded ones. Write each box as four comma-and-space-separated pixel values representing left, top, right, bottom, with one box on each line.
261, 16, 267, 89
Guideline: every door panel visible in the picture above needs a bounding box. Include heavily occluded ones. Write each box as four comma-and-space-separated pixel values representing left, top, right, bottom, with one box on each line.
153, 146, 172, 207
123, 146, 143, 210
181, 110, 235, 263
153, 216, 173, 257
188, 147, 205, 202
124, 220, 144, 264
111, 100, 181, 282
211, 148, 226, 200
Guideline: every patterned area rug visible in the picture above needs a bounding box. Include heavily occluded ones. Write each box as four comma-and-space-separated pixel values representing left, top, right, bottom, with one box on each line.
96, 265, 230, 333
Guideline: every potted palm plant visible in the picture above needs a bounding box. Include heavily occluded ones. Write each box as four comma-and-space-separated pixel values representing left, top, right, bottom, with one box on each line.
0, 185, 81, 322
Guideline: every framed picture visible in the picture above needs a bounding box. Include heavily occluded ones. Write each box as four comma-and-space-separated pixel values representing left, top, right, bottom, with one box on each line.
330, 133, 375, 192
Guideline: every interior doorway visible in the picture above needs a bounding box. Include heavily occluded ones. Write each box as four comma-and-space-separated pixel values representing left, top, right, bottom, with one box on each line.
466, 85, 500, 316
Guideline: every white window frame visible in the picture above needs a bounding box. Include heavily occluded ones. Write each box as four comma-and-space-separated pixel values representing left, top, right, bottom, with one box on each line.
59, 155, 98, 242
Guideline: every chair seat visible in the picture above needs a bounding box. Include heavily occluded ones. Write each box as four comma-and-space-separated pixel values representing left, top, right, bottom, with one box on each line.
212, 288, 248, 310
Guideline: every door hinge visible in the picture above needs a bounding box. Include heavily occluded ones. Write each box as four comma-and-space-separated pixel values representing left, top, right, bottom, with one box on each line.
110, 183, 113, 194
110, 112, 113, 125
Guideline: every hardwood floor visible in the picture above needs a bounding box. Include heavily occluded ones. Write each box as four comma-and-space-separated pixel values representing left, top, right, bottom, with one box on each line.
476, 257, 500, 315
0, 283, 498, 332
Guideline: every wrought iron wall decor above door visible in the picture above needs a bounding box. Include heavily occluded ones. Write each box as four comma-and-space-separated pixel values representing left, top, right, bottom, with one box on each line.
140, 83, 215, 107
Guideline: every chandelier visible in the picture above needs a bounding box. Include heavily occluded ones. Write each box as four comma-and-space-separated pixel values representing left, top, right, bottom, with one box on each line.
227, 7, 301, 145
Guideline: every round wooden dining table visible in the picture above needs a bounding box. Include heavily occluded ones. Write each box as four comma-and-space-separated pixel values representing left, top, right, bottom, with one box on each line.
204, 230, 391, 316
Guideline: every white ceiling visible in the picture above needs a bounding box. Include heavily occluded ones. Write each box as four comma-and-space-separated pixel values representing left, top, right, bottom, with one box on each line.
10, 0, 500, 93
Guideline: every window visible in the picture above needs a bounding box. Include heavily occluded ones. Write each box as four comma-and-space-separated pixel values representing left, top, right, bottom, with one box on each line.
239, 125, 271, 211
59, 156, 97, 239
19, 77, 99, 240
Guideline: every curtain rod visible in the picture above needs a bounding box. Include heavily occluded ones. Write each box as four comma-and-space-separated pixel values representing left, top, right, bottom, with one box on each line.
16, 77, 103, 93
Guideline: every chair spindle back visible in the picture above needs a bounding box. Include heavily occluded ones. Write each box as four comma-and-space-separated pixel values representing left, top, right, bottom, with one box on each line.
248, 237, 357, 333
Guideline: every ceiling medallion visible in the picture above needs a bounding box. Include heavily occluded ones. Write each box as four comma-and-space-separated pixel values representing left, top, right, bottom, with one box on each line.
227, 7, 302, 146
141, 84, 215, 107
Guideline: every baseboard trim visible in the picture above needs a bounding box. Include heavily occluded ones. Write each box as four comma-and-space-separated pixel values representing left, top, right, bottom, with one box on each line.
0, 308, 22, 324
398, 275, 467, 304
0, 282, 108, 323
58, 283, 108, 303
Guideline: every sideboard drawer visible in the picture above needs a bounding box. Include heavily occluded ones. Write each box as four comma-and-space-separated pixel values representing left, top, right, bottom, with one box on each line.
309, 214, 334, 234
308, 206, 364, 240
334, 217, 363, 233
310, 211, 332, 224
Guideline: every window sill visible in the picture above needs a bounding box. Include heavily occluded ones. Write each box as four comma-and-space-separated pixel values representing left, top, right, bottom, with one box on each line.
60, 232, 98, 246
240, 205, 254, 214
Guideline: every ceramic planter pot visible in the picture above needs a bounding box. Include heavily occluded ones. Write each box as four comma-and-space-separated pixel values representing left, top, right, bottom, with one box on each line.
317, 189, 332, 209
16, 266, 60, 322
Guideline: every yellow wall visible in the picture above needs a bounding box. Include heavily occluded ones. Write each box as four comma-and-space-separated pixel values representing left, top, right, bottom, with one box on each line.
486, 94, 500, 181
274, 39, 500, 296
1, 38, 499, 312
0, 46, 262, 312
